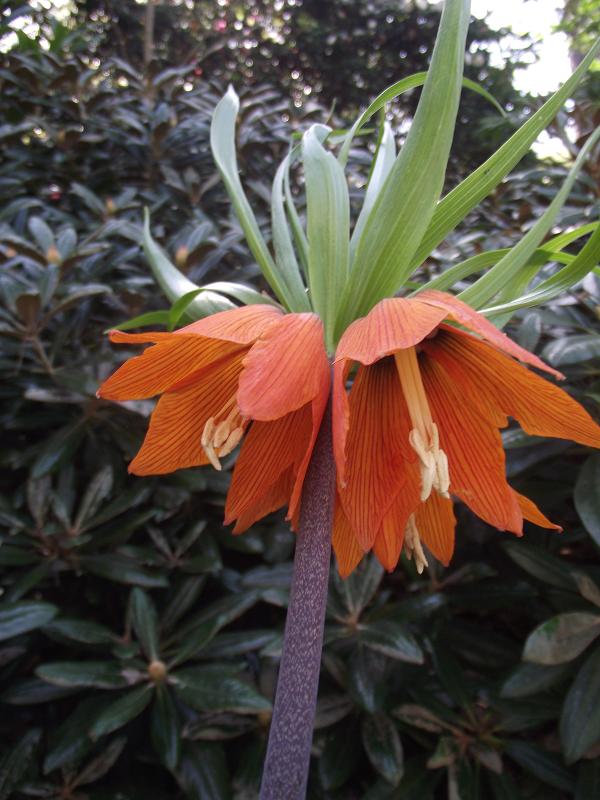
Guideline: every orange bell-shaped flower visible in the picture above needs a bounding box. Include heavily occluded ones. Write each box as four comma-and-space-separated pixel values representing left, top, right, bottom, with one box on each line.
98, 305, 330, 532
332, 290, 600, 577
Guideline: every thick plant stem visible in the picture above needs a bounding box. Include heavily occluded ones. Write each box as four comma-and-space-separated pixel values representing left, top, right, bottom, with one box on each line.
259, 397, 335, 800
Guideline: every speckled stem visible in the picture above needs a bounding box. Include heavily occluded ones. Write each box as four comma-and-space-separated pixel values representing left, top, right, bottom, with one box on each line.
259, 395, 335, 800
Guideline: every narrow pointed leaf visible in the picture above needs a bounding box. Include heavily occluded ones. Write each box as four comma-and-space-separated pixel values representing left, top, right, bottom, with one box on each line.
143, 210, 234, 320
210, 87, 305, 311
336, 0, 471, 333
303, 123, 350, 350
410, 38, 600, 271
459, 126, 600, 308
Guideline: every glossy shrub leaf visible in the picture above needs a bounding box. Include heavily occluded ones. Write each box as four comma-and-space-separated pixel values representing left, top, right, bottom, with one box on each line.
0, 601, 57, 641
362, 713, 404, 786
173, 666, 271, 714
44, 696, 108, 774
36, 661, 134, 689
43, 617, 116, 645
73, 736, 127, 787
560, 644, 600, 762
151, 685, 181, 770
319, 724, 361, 790
0, 728, 40, 800
88, 685, 153, 739
574, 454, 600, 546
502, 541, 577, 591
130, 588, 160, 661
501, 661, 572, 699
576, 760, 600, 800
336, 0, 471, 331
504, 741, 574, 792
523, 612, 600, 665
176, 742, 231, 800
358, 620, 424, 664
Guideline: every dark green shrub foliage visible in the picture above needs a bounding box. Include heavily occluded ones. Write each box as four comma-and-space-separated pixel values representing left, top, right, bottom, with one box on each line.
1, 3, 600, 798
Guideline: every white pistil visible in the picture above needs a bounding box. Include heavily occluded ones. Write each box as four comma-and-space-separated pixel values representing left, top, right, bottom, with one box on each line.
403, 514, 429, 574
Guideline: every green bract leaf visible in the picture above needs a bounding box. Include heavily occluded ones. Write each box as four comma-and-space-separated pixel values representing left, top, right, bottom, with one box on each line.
303, 123, 350, 350
410, 38, 600, 273
143, 210, 235, 321
335, 0, 471, 334
210, 87, 306, 311
271, 150, 310, 310
460, 126, 600, 309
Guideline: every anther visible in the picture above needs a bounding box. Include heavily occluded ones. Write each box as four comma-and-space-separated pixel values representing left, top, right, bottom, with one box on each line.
403, 515, 429, 574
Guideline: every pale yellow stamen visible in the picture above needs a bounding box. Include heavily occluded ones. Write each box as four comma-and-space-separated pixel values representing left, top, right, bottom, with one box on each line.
394, 347, 450, 501
201, 396, 245, 470
403, 514, 429, 574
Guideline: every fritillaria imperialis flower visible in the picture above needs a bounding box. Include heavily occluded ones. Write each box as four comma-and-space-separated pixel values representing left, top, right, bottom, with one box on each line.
98, 305, 330, 533
331, 290, 600, 577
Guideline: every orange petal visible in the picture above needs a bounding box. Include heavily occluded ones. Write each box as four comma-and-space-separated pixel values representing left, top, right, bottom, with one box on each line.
335, 298, 447, 365
231, 467, 296, 534
287, 376, 330, 525
415, 492, 456, 566
179, 304, 282, 344
338, 359, 414, 550
224, 405, 313, 527
332, 359, 352, 486
516, 492, 562, 532
332, 498, 365, 578
99, 335, 243, 401
237, 313, 329, 421
427, 328, 600, 449
373, 476, 421, 571
129, 351, 244, 474
418, 291, 562, 378
420, 354, 523, 533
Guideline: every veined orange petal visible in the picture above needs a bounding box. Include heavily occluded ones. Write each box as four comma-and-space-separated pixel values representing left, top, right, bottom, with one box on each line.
335, 298, 447, 365
338, 359, 414, 550
420, 354, 523, 533
238, 312, 329, 420
332, 498, 364, 578
129, 350, 244, 474
332, 359, 352, 486
98, 335, 243, 401
287, 375, 330, 525
418, 291, 563, 378
516, 492, 562, 532
373, 474, 421, 571
232, 467, 296, 534
179, 304, 282, 343
224, 404, 313, 527
415, 492, 456, 566
427, 328, 600, 449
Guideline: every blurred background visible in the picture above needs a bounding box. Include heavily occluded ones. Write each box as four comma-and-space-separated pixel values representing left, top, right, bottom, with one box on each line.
1, 1, 600, 798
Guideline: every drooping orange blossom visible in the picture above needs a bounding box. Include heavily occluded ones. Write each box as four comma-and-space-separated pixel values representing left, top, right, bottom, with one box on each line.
97, 304, 330, 533
98, 291, 600, 577
332, 290, 600, 577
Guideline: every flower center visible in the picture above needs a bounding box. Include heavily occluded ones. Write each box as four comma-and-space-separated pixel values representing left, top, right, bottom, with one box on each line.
394, 347, 449, 502
201, 394, 246, 471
